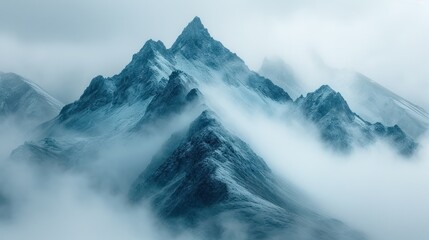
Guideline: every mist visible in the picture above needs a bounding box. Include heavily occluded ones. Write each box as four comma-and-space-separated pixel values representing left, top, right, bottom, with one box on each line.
0, 119, 201, 240
201, 83, 429, 240
1, 1, 428, 239
0, 123, 25, 161
0, 77, 428, 240
0, 106, 233, 240
0, 160, 197, 240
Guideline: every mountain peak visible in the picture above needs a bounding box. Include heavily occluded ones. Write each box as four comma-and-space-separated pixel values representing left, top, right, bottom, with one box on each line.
308, 85, 348, 106
188, 16, 204, 29
171, 17, 213, 55
132, 39, 168, 62
181, 16, 209, 38
142, 39, 166, 51
316, 84, 335, 95
298, 84, 354, 123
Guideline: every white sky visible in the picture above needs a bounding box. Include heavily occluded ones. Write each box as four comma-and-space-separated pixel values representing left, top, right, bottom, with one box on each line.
0, 0, 428, 109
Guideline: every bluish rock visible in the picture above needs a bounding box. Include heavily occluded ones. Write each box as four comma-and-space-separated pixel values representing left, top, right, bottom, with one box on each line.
129, 110, 364, 239
297, 85, 417, 155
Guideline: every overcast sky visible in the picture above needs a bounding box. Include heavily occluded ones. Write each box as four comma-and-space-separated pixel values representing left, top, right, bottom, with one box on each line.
0, 0, 428, 109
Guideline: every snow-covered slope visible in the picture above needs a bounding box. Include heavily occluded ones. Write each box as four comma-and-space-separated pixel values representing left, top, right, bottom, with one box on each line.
130, 110, 364, 240
258, 59, 429, 139
296, 85, 417, 156
45, 17, 290, 138
336, 72, 429, 140
0, 72, 62, 128
12, 17, 294, 184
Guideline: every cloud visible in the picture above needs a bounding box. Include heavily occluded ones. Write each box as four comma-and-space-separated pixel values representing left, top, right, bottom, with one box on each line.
0, 120, 31, 161
0, 127, 200, 240
0, 78, 428, 240
0, 163, 177, 240
201, 84, 429, 240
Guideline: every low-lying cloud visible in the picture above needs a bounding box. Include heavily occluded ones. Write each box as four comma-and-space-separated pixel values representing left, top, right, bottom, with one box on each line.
0, 80, 428, 240
203, 84, 429, 240
0, 125, 200, 240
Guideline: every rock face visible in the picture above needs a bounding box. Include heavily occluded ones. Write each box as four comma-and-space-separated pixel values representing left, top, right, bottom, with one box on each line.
130, 110, 364, 240
0, 72, 62, 128
296, 85, 417, 155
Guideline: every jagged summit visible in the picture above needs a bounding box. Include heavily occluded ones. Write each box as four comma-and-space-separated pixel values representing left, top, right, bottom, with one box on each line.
309, 85, 342, 103
298, 84, 354, 123
132, 17, 213, 63
142, 39, 167, 52
297, 85, 417, 155
133, 39, 168, 61
316, 84, 335, 94
53, 16, 291, 132
171, 17, 211, 50
189, 16, 204, 28
178, 17, 209, 39
170, 16, 242, 69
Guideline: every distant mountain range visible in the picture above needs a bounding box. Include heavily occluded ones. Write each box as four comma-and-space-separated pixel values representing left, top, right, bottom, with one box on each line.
296, 85, 416, 155
259, 58, 429, 140
0, 72, 62, 129
3, 17, 424, 239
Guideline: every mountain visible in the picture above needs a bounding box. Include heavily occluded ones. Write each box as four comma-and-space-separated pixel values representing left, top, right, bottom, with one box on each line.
296, 85, 417, 156
20, 17, 291, 168
11, 16, 420, 239
258, 59, 429, 139
49, 17, 290, 137
11, 17, 293, 178
129, 110, 364, 240
259, 57, 304, 100
0, 72, 62, 128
